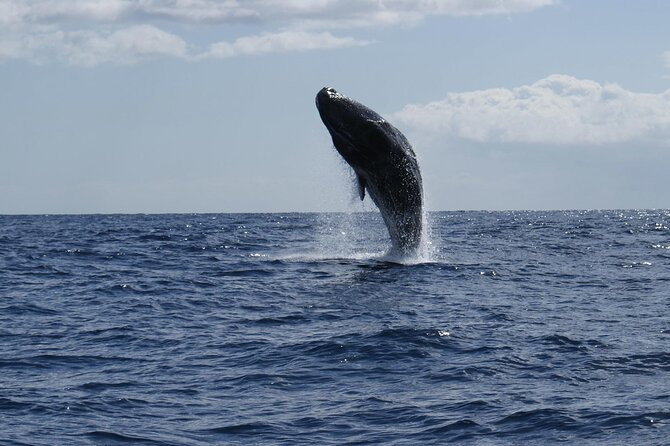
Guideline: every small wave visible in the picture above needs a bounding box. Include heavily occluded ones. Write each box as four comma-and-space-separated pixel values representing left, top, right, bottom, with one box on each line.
219, 268, 276, 278
203, 421, 277, 435
0, 303, 59, 316
250, 314, 309, 325
287, 327, 456, 365
0, 397, 33, 411
588, 352, 670, 374
77, 381, 136, 391
3, 354, 139, 371
536, 334, 610, 352
495, 408, 579, 431
420, 418, 483, 436
137, 233, 173, 242
84, 430, 166, 445
581, 410, 670, 429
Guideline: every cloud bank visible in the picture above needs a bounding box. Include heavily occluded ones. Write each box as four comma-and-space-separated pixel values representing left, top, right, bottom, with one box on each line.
0, 0, 557, 65
394, 75, 670, 145
0, 0, 559, 26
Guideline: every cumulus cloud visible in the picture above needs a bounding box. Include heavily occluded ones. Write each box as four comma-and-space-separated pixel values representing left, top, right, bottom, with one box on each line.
394, 75, 670, 145
0, 0, 556, 65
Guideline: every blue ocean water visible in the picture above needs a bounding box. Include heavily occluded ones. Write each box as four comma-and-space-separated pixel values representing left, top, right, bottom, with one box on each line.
1, 210, 669, 445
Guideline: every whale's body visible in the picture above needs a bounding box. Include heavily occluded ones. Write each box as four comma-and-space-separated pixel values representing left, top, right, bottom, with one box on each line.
316, 87, 423, 254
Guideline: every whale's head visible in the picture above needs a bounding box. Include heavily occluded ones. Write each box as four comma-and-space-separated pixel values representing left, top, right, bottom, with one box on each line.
315, 87, 414, 174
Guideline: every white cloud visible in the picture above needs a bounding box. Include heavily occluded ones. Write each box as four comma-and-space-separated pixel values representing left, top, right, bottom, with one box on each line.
203, 31, 371, 59
0, 0, 556, 65
127, 0, 259, 23
394, 75, 670, 145
0, 25, 188, 66
0, 0, 132, 25
28, 0, 132, 22
0, 27, 366, 65
62, 25, 189, 66
1, 0, 556, 25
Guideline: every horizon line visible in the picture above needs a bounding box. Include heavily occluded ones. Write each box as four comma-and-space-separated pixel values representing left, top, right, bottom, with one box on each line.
1, 208, 666, 217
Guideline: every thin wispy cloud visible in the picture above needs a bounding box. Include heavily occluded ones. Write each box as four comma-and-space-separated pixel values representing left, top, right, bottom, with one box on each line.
0, 25, 188, 65
394, 75, 670, 145
0, 26, 368, 66
0, 0, 557, 65
1, 0, 559, 25
203, 31, 371, 60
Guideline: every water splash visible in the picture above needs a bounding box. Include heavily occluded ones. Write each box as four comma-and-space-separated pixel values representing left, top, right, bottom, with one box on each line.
263, 209, 439, 264
418, 205, 436, 262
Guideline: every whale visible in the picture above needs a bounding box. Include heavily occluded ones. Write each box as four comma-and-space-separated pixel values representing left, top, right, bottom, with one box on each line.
316, 87, 424, 254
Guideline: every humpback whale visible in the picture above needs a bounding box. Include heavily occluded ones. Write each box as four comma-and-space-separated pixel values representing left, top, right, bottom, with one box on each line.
316, 87, 424, 254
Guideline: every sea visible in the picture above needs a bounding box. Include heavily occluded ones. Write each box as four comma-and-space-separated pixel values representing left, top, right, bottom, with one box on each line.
1, 210, 669, 445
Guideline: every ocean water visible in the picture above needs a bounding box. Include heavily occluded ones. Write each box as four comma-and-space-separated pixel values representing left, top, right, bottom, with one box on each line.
1, 210, 669, 445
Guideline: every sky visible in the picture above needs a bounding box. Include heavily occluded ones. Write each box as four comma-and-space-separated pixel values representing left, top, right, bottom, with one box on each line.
2, 0, 670, 214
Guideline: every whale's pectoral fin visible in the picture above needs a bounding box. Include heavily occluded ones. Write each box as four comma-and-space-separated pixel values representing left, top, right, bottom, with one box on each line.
357, 174, 366, 201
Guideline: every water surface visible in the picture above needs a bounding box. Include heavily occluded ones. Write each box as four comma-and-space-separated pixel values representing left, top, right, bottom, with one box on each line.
1, 211, 669, 445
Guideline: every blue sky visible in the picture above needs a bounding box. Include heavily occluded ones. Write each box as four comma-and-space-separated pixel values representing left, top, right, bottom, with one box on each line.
2, 0, 669, 213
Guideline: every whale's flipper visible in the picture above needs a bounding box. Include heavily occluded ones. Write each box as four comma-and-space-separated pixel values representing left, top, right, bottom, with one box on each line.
357, 174, 366, 201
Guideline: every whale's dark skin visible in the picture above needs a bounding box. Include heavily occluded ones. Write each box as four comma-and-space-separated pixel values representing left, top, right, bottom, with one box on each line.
316, 87, 423, 254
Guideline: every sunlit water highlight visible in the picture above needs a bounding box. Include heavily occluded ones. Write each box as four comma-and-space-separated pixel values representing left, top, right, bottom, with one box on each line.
1, 210, 669, 445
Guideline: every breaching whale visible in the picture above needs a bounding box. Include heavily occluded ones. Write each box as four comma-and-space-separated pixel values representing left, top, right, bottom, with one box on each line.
316, 87, 424, 254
